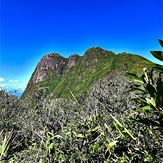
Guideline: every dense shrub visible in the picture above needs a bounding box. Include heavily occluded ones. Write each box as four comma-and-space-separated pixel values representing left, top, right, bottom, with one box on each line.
0, 39, 163, 162
1, 69, 163, 162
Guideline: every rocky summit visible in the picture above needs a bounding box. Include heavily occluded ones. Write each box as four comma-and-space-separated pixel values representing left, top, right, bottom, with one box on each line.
21, 47, 153, 99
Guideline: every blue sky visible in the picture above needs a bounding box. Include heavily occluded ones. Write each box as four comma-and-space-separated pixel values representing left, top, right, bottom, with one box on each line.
0, 0, 163, 92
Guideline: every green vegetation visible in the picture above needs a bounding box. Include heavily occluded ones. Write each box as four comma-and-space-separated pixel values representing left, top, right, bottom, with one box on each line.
128, 39, 163, 134
0, 40, 162, 162
50, 50, 153, 98
22, 47, 153, 100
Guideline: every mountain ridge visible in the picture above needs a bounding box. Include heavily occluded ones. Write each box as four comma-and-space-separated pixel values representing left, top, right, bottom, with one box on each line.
21, 47, 153, 99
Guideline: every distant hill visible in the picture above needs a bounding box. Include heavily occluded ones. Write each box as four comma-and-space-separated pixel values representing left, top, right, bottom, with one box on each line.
21, 47, 153, 99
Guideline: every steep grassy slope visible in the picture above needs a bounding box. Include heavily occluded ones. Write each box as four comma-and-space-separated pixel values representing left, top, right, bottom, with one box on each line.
22, 47, 154, 99
51, 47, 116, 98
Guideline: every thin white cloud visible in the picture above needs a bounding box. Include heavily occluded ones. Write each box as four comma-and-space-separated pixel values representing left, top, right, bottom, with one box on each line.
18, 86, 22, 89
9, 79, 19, 83
0, 78, 5, 82
23, 81, 28, 84
9, 80, 13, 83
0, 84, 6, 88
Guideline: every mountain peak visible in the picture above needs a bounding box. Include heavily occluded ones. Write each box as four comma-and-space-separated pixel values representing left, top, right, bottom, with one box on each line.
31, 53, 67, 83
86, 46, 103, 52
42, 53, 61, 58
66, 54, 80, 70
82, 47, 116, 66
22, 47, 153, 99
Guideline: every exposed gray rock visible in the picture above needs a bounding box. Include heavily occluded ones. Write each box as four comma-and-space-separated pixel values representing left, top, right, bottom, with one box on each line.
32, 53, 79, 83
66, 54, 80, 70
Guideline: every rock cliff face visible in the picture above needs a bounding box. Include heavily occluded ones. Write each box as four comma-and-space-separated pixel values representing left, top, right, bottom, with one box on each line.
31, 53, 80, 84
66, 54, 80, 70
21, 52, 81, 99
22, 47, 153, 99
32, 54, 67, 83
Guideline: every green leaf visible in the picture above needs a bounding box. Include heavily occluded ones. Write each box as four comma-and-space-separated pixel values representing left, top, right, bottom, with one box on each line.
107, 140, 118, 150
73, 131, 77, 137
145, 97, 156, 108
48, 143, 54, 150
150, 97, 157, 108
156, 76, 163, 108
39, 159, 43, 163
54, 135, 63, 139
133, 79, 144, 84
0, 136, 7, 156
124, 128, 136, 140
77, 134, 84, 138
73, 132, 84, 138
149, 69, 154, 84
136, 95, 148, 104
150, 51, 163, 61
143, 67, 148, 72
109, 113, 122, 127
142, 105, 153, 111
114, 123, 124, 137
104, 123, 110, 132
127, 72, 139, 78
158, 39, 163, 48
90, 126, 101, 132
66, 132, 71, 135
143, 68, 149, 83
127, 73, 144, 84
146, 84, 156, 98
152, 64, 163, 73
128, 87, 146, 93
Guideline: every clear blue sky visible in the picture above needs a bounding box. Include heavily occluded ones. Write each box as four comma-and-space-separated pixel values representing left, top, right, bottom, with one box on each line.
0, 0, 163, 92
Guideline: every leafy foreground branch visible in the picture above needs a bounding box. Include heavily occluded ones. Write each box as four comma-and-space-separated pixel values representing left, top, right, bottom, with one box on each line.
0, 39, 163, 162
128, 39, 163, 133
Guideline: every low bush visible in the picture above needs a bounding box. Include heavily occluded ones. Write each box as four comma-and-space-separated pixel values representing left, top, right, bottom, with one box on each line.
0, 39, 162, 162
